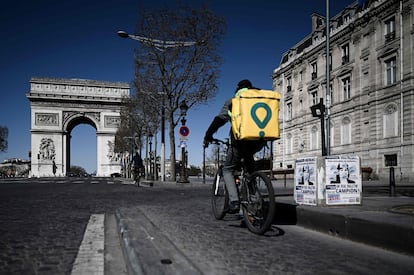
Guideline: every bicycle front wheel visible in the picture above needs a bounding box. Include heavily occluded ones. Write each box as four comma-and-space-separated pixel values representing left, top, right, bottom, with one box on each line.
211, 168, 229, 220
241, 171, 275, 235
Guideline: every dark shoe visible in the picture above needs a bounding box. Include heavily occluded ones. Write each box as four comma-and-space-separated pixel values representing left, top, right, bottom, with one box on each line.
228, 201, 240, 214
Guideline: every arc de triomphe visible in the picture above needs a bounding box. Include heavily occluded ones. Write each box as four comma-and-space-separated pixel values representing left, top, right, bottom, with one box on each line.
27, 77, 130, 177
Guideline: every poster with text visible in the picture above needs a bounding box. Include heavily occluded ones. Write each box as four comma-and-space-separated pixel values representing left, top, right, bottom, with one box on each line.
325, 156, 362, 205
294, 157, 317, 205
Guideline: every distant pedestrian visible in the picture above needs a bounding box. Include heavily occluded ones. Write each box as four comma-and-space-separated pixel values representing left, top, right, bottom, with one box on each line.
52, 160, 57, 176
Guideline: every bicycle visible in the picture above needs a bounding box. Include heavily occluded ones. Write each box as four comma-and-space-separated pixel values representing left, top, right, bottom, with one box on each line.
133, 166, 145, 186
207, 138, 276, 235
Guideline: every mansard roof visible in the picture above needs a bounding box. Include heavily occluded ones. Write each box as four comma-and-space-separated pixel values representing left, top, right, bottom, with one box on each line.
278, 0, 369, 66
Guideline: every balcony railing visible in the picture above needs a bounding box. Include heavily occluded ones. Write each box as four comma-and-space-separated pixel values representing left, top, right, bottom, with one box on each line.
385, 31, 396, 42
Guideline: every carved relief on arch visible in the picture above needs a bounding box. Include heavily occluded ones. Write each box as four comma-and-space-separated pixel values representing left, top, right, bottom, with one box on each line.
35, 113, 58, 126
63, 111, 77, 125
39, 138, 55, 161
104, 116, 121, 128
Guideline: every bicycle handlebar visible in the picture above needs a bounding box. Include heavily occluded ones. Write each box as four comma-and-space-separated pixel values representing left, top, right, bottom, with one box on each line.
204, 138, 229, 148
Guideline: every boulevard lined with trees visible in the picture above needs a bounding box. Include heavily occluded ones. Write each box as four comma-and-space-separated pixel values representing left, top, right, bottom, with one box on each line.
114, 3, 226, 181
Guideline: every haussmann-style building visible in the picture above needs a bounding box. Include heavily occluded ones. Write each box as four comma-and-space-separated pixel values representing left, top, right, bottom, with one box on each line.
272, 0, 414, 182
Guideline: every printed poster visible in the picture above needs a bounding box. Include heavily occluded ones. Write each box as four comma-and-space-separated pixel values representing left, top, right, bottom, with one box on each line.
325, 156, 362, 205
294, 157, 317, 205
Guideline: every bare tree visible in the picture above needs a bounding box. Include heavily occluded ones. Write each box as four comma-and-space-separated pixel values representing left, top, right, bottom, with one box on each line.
132, 3, 226, 180
115, 94, 159, 154
0, 126, 8, 153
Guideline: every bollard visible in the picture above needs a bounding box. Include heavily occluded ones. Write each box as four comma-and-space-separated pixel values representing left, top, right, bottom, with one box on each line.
389, 167, 395, 196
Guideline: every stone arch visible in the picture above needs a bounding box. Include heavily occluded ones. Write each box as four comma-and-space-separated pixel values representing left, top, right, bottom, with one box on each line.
27, 77, 129, 177
64, 112, 99, 132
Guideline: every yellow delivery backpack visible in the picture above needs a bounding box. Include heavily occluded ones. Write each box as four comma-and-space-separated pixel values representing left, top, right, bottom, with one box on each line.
231, 89, 281, 141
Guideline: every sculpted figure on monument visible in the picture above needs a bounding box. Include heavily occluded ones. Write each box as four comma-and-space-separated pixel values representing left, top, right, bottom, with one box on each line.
39, 138, 56, 160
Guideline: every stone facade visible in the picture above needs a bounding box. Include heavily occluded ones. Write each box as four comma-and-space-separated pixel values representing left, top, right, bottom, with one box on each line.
272, 0, 414, 181
27, 77, 130, 177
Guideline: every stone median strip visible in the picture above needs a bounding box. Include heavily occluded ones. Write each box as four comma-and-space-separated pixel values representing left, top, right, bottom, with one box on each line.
71, 214, 105, 275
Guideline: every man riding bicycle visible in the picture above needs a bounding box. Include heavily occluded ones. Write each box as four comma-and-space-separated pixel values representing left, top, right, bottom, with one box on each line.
204, 79, 266, 214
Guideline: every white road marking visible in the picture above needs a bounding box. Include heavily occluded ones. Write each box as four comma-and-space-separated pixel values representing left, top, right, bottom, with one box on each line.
71, 214, 105, 275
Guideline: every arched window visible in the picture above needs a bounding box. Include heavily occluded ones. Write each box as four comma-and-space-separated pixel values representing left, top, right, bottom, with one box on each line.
341, 116, 351, 145
383, 103, 398, 138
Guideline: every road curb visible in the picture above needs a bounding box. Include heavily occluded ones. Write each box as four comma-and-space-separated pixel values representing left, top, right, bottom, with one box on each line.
115, 208, 202, 275
275, 198, 414, 256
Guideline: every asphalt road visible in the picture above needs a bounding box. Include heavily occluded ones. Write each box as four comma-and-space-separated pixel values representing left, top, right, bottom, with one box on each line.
0, 177, 413, 274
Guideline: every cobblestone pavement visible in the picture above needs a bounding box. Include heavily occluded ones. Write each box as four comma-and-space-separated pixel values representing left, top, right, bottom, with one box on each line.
0, 178, 141, 274
1, 178, 413, 275
128, 184, 414, 275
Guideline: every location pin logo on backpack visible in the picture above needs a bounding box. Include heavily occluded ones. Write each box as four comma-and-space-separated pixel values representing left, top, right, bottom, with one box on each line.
251, 103, 272, 138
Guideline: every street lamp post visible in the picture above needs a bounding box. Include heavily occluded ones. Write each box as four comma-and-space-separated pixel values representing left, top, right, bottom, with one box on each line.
148, 133, 154, 180
177, 100, 189, 183
117, 30, 198, 182
325, 0, 331, 156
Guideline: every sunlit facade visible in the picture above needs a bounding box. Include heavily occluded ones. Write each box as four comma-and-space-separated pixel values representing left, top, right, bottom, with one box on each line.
272, 0, 414, 181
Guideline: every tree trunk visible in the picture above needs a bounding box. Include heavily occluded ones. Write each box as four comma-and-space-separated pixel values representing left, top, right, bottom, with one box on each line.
168, 115, 176, 181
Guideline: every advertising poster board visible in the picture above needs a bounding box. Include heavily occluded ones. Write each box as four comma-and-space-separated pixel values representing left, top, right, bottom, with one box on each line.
294, 157, 317, 205
325, 156, 362, 205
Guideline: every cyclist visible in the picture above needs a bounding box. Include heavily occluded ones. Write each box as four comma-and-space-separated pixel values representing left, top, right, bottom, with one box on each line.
204, 79, 266, 214
132, 152, 144, 182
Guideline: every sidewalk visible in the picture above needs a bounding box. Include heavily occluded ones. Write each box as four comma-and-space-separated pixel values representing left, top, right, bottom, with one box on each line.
264, 178, 413, 256
275, 194, 414, 256
119, 177, 414, 270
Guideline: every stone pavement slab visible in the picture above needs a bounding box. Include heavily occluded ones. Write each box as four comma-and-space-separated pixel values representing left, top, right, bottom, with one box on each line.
115, 207, 202, 275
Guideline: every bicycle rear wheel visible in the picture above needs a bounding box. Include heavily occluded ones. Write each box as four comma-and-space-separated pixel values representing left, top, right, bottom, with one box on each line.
241, 171, 275, 235
211, 168, 229, 220
133, 172, 140, 187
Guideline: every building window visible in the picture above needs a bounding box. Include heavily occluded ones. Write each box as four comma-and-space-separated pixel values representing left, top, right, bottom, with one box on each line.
344, 14, 351, 23
383, 104, 398, 138
341, 116, 351, 145
311, 62, 317, 80
328, 82, 333, 104
311, 91, 318, 105
287, 101, 292, 120
311, 126, 318, 150
385, 17, 396, 42
286, 76, 292, 92
385, 57, 397, 85
286, 133, 293, 154
299, 70, 303, 82
342, 77, 351, 100
384, 154, 397, 167
342, 43, 349, 64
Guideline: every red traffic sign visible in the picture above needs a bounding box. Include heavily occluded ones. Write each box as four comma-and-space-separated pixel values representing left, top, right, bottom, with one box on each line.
179, 125, 190, 137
